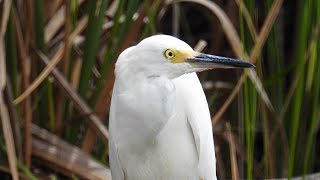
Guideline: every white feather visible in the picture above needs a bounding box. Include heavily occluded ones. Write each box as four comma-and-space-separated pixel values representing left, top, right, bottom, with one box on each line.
109, 35, 217, 180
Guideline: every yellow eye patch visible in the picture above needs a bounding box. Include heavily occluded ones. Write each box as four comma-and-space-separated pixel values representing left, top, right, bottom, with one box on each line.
163, 49, 197, 63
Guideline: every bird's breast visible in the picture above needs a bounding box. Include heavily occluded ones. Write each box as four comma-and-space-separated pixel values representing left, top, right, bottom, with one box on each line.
112, 77, 177, 144
118, 109, 199, 180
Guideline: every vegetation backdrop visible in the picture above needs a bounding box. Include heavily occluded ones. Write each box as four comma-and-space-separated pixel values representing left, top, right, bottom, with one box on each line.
0, 0, 319, 179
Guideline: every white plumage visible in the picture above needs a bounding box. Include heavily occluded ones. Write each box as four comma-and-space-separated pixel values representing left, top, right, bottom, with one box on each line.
109, 35, 253, 180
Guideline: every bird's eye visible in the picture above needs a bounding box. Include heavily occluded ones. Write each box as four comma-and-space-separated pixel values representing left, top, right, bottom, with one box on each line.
164, 49, 175, 59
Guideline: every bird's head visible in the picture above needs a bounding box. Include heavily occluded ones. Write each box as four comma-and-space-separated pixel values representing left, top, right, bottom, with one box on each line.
116, 35, 254, 79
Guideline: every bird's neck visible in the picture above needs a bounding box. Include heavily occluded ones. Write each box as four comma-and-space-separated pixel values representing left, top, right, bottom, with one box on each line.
115, 64, 170, 90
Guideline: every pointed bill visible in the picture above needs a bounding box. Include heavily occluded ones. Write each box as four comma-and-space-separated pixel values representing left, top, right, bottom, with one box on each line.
186, 52, 255, 69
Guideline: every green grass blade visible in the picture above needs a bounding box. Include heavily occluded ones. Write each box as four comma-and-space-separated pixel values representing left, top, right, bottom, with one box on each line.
302, 39, 320, 176
263, 0, 284, 176
264, 0, 284, 113
34, 0, 55, 129
78, 0, 109, 98
34, 0, 45, 50
143, 0, 162, 36
239, 0, 257, 179
71, 0, 79, 27
287, 0, 311, 178
5, 10, 19, 97
17, 160, 37, 180
302, 0, 320, 175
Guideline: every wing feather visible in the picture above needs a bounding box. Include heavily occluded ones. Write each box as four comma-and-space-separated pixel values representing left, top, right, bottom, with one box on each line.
109, 139, 125, 180
173, 73, 217, 180
109, 85, 125, 180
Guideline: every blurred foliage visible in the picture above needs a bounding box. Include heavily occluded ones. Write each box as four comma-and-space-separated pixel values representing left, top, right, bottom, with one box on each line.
0, 0, 319, 179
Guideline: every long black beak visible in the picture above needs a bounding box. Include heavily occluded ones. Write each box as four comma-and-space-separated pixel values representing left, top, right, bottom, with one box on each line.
187, 53, 255, 68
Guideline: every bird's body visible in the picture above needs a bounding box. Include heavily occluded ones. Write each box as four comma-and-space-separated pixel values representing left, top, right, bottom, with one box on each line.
109, 35, 253, 180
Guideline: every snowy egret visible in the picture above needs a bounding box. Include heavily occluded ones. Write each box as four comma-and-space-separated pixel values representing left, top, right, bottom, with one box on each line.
109, 35, 254, 180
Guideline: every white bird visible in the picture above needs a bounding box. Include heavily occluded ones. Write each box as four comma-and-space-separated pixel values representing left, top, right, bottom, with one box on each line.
109, 35, 253, 180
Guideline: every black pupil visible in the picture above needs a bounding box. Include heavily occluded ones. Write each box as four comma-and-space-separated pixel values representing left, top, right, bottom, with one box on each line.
168, 51, 173, 57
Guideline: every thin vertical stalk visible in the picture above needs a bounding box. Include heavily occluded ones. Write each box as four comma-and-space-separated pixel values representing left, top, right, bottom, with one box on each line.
263, 0, 283, 177
0, 1, 19, 179
172, 3, 180, 37
54, 0, 72, 134
302, 37, 320, 176
14, 2, 33, 168
143, 0, 162, 36
240, 0, 257, 179
238, 2, 246, 178
302, 1, 320, 173
264, 0, 283, 113
5, 11, 19, 97
78, 0, 109, 98
287, 0, 311, 178
34, 0, 55, 129
4, 82, 23, 161
226, 123, 239, 180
